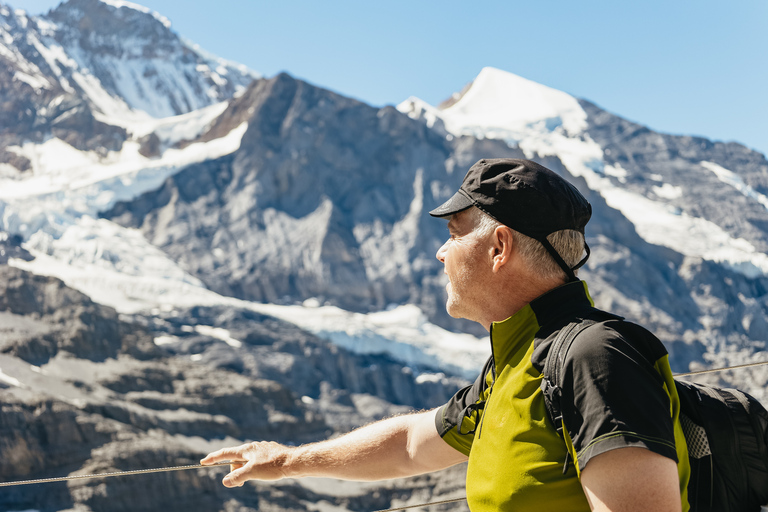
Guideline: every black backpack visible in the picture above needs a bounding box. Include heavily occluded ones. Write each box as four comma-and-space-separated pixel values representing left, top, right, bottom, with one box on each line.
540, 309, 768, 511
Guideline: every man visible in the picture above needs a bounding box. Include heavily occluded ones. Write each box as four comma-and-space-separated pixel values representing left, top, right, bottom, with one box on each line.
202, 159, 689, 511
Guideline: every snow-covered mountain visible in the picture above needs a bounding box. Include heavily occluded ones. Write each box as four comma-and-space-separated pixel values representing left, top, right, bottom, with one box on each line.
2, 0, 768, 358
1, 2, 767, 383
0, 4, 478, 508
1, 2, 768, 509
401, 68, 768, 369
0, 0, 257, 173
401, 67, 768, 278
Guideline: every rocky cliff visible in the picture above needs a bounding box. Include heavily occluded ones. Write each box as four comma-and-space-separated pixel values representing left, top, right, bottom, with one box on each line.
0, 265, 468, 511
102, 72, 523, 335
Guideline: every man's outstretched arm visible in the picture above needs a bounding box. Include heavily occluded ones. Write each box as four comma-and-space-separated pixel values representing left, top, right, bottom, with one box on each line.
200, 408, 467, 487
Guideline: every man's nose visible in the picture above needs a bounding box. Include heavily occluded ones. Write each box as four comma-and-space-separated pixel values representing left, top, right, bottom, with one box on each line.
436, 241, 448, 263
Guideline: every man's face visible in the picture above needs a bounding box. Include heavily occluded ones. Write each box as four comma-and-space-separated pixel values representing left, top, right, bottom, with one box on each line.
436, 209, 494, 323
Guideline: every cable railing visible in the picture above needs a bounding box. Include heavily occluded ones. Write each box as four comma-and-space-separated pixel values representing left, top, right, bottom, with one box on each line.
1, 358, 767, 512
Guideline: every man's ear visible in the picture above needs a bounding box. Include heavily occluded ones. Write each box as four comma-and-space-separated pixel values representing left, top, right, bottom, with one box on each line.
490, 226, 514, 272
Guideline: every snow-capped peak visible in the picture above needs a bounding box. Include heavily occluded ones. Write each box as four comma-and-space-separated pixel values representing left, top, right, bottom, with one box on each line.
97, 0, 171, 28
34, 0, 259, 119
397, 96, 448, 134
399, 67, 768, 282
400, 67, 588, 141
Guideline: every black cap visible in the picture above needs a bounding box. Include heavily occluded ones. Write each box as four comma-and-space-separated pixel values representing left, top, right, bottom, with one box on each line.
430, 158, 591, 280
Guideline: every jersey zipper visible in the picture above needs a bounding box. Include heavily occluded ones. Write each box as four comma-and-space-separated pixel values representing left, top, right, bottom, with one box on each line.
476, 325, 498, 439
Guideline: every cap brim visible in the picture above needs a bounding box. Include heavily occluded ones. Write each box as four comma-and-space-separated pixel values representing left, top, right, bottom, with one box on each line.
429, 189, 474, 218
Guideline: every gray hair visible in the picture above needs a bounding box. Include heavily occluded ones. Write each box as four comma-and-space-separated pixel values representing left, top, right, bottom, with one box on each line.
468, 207, 586, 280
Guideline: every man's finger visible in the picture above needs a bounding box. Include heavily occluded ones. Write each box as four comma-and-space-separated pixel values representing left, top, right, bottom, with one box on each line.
222, 463, 252, 488
201, 446, 247, 465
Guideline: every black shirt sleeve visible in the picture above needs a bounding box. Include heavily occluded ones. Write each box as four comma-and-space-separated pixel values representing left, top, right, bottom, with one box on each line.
434, 356, 494, 455
559, 319, 679, 471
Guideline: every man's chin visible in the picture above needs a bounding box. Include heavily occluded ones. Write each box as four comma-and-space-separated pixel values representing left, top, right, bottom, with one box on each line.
445, 301, 464, 320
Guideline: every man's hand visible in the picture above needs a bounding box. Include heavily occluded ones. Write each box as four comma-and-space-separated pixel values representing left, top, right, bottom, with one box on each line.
201, 441, 294, 487
580, 447, 682, 512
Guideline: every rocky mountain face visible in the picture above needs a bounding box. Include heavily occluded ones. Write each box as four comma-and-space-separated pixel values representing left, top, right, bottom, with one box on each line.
103, 72, 521, 334
44, 0, 257, 117
0, 3, 124, 169
580, 99, 768, 252
0, 265, 468, 511
0, 0, 257, 171
101, 69, 768, 374
573, 99, 768, 365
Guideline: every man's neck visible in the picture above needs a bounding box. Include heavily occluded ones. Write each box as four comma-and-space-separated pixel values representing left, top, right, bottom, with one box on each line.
478, 274, 567, 331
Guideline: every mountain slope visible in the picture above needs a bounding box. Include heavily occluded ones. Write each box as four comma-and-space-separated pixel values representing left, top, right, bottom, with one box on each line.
399, 67, 768, 373
45, 0, 257, 118
0, 265, 467, 511
1, 4, 768, 510
1, 0, 767, 405
102, 72, 523, 334
0, 0, 257, 173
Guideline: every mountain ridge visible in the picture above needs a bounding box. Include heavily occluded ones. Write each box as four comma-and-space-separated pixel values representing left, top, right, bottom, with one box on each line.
0, 3, 767, 510
0, 0, 258, 174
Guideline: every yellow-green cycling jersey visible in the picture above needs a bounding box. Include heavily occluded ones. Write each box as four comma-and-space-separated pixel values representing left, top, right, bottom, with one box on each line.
436, 281, 691, 511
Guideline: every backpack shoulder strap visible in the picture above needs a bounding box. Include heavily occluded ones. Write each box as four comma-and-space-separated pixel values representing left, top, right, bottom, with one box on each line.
540, 309, 623, 472
541, 317, 599, 436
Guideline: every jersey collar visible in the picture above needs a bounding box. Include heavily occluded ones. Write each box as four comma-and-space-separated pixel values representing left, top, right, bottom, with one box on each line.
490, 281, 594, 368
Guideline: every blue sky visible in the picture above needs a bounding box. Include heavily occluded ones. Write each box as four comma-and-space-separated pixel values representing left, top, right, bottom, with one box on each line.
11, 0, 768, 156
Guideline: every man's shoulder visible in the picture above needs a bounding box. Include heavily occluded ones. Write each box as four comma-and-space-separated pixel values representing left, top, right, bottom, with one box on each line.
565, 316, 668, 363
532, 308, 667, 372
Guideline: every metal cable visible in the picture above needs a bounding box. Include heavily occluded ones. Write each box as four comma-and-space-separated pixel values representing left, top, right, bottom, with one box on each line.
372, 497, 467, 512
0, 462, 231, 487
675, 359, 768, 377
0, 461, 467, 511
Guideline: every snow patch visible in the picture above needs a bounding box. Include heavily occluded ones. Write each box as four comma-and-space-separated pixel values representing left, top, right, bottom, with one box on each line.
26, 31, 75, 93
701, 161, 768, 211
240, 302, 488, 380
603, 163, 628, 181
415, 372, 446, 384
12, 9, 27, 27
652, 183, 683, 199
397, 96, 447, 133
153, 335, 179, 346
10, 217, 210, 314
134, 100, 230, 142
9, 249, 488, 378
194, 326, 242, 348
70, 68, 145, 124
0, 121, 247, 216
13, 70, 51, 91
0, 367, 23, 387
589, 176, 768, 278
436, 67, 588, 141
